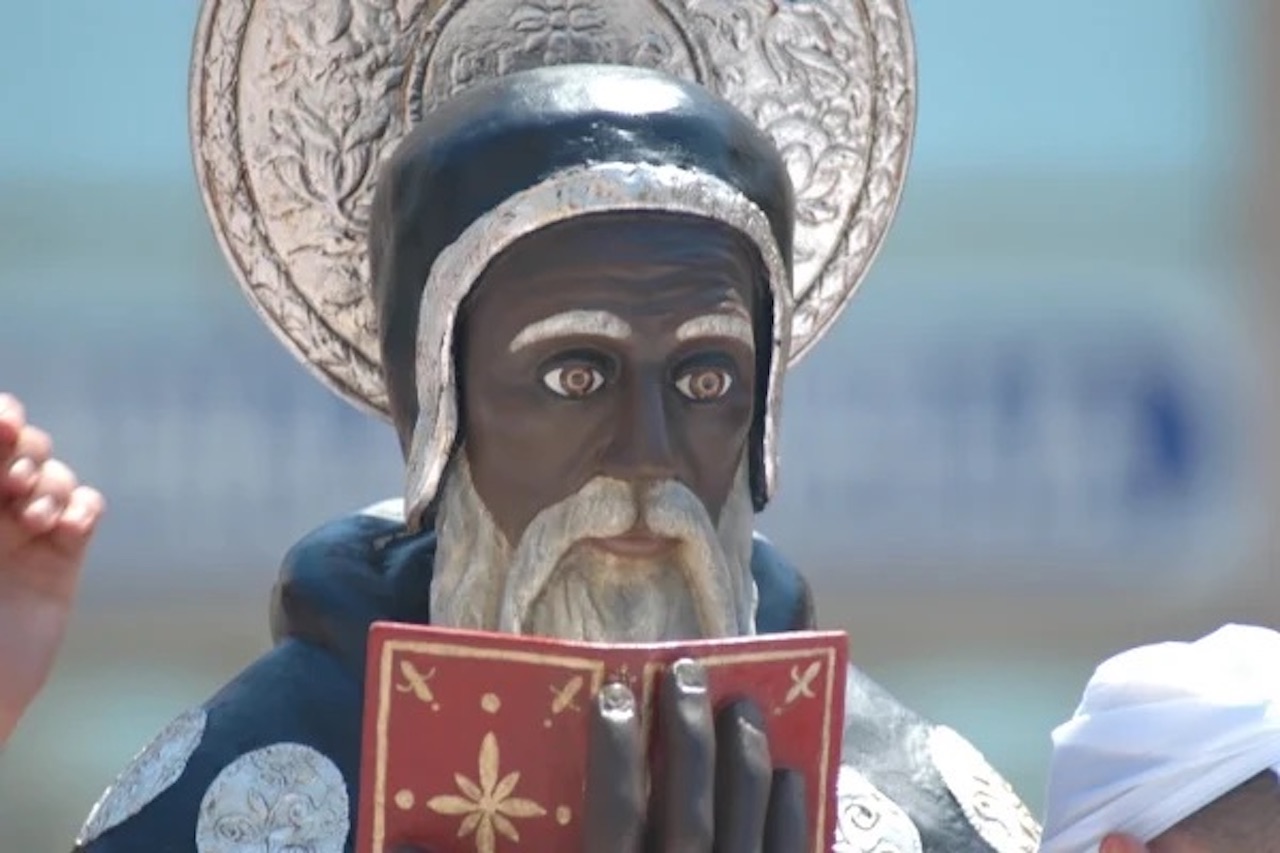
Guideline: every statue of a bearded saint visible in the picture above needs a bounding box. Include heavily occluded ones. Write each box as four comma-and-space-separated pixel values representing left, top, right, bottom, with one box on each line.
71, 2, 1042, 851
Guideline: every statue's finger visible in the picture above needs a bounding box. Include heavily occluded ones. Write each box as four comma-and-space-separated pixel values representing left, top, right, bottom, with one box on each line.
654, 658, 715, 853
762, 769, 808, 853
712, 700, 771, 853
584, 682, 645, 853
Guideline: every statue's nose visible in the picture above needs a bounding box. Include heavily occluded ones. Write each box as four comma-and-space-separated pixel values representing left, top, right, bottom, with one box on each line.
601, 373, 677, 484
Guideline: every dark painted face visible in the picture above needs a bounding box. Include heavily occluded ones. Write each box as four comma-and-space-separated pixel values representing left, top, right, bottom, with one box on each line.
456, 212, 762, 545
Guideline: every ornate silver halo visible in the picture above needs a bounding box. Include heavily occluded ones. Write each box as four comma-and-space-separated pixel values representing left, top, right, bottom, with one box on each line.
190, 0, 917, 419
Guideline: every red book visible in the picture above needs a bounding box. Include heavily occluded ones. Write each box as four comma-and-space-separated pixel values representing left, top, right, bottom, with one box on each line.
357, 623, 848, 853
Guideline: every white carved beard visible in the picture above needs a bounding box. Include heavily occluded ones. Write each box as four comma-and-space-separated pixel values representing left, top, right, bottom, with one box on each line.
429, 453, 757, 643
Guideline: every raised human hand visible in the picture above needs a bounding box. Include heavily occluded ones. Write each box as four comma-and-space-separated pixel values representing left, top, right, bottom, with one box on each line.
584, 659, 808, 853
0, 393, 104, 745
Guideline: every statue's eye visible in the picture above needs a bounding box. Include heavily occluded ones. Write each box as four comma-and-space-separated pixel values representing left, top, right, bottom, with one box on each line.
675, 366, 734, 401
542, 363, 606, 398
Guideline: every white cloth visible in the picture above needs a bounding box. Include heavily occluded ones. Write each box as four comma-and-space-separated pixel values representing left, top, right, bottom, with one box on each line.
1039, 624, 1280, 852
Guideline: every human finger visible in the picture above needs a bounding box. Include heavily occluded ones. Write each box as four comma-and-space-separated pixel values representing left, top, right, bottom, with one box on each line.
0, 507, 35, 560
0, 394, 25, 454
584, 682, 645, 853
2, 426, 53, 498
49, 486, 105, 557
712, 700, 772, 853
16, 459, 78, 535
653, 658, 715, 853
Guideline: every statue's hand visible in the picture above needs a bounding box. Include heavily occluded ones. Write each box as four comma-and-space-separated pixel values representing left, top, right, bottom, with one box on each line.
0, 393, 103, 745
585, 659, 807, 853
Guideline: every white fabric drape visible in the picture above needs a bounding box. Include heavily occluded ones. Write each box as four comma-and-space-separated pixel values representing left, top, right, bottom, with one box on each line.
1040, 624, 1280, 852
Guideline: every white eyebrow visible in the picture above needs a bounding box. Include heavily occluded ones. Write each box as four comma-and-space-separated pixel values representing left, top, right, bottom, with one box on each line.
509, 310, 632, 352
675, 312, 755, 350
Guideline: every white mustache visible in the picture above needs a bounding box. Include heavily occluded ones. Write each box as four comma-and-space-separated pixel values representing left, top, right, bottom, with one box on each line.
495, 476, 747, 638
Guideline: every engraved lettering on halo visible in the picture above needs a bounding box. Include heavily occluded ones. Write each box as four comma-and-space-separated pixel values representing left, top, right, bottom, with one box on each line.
76, 707, 208, 846
195, 742, 349, 853
928, 725, 1042, 853
833, 764, 924, 853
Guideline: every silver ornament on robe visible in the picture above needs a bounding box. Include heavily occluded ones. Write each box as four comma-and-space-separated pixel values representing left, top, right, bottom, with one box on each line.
833, 764, 924, 853
194, 743, 350, 853
928, 725, 1042, 853
76, 708, 208, 846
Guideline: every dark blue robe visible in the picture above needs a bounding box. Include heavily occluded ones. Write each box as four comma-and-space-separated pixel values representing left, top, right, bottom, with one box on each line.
71, 508, 1041, 852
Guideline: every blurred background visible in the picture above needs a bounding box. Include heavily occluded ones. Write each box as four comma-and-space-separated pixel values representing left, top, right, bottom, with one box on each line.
1, 1, 1277, 848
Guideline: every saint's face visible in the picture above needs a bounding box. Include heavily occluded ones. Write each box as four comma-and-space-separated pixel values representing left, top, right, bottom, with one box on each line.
456, 211, 761, 552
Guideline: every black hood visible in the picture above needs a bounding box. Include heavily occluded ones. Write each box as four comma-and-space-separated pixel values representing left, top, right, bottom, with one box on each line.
369, 64, 795, 514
